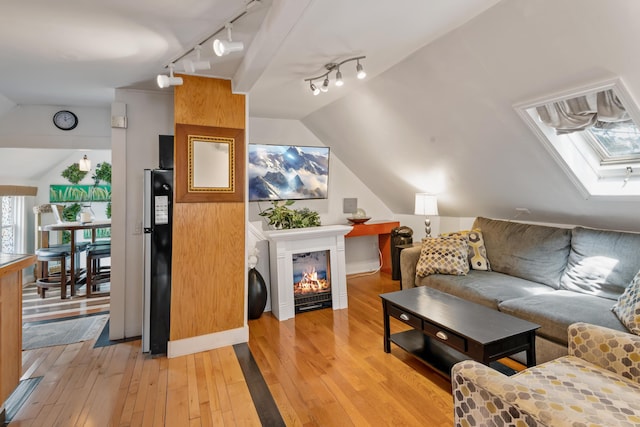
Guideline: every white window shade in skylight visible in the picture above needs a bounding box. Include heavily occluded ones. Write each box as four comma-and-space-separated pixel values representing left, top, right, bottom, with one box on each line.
515, 78, 640, 200
536, 90, 628, 135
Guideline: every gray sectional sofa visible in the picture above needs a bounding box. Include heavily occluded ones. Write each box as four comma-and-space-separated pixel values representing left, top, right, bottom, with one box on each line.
400, 216, 640, 363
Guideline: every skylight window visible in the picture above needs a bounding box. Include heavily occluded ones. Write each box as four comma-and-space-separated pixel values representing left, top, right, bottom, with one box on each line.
587, 121, 640, 163
515, 78, 640, 199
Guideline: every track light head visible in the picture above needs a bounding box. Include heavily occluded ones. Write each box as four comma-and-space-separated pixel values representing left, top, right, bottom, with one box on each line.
213, 39, 244, 56
310, 82, 320, 96
245, 0, 261, 11
356, 61, 366, 79
157, 74, 183, 88
335, 69, 344, 87
182, 46, 211, 73
213, 23, 244, 56
182, 59, 211, 73
321, 77, 330, 92
157, 64, 183, 88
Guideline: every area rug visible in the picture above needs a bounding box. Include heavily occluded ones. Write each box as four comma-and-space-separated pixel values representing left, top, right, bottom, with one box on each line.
22, 313, 109, 350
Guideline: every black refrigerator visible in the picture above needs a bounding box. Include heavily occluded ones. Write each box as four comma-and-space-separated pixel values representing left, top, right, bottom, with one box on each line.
142, 168, 173, 355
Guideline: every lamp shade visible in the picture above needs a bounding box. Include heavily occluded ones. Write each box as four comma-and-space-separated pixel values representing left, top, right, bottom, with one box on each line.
414, 193, 438, 216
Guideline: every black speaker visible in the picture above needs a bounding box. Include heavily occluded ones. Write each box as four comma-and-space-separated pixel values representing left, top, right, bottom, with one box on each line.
159, 135, 174, 170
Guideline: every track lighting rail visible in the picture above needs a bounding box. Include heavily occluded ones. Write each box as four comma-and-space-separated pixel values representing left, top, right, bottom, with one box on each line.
304, 56, 367, 95
304, 56, 366, 83
160, 0, 261, 69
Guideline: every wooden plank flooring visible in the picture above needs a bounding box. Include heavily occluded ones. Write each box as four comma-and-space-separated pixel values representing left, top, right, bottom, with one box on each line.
22, 282, 110, 323
248, 272, 454, 426
12, 273, 462, 426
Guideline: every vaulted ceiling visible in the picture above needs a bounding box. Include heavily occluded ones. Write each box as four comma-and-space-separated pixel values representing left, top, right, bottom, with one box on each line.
1, 0, 639, 231
303, 0, 640, 232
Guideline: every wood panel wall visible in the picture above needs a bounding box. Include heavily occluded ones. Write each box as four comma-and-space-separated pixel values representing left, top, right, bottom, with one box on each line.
171, 76, 246, 340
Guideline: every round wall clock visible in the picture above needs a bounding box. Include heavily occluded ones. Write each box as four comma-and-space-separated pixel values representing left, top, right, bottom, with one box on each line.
53, 110, 78, 131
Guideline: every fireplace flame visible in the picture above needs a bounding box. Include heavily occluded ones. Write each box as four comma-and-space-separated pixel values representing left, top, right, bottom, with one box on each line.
294, 267, 330, 295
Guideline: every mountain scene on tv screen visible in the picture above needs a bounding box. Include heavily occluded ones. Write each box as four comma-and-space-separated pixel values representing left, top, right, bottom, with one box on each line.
249, 145, 329, 200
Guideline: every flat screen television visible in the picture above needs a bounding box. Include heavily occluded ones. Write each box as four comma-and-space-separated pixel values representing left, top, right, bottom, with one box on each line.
248, 144, 330, 201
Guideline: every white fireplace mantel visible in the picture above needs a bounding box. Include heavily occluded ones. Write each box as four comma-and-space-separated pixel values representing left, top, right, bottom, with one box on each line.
264, 225, 353, 321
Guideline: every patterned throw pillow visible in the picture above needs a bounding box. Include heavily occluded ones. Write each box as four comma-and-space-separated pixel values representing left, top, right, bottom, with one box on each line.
440, 229, 491, 271
612, 270, 640, 334
416, 237, 470, 277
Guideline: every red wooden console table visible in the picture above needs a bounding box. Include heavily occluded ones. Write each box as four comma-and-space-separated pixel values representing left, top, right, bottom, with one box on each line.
345, 220, 400, 275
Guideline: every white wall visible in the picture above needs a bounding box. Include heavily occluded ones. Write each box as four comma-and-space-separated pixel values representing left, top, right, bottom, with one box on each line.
248, 117, 412, 274
111, 89, 174, 340
0, 105, 110, 149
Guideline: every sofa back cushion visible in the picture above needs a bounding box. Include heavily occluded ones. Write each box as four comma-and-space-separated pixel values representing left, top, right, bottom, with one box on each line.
560, 227, 640, 300
473, 217, 571, 288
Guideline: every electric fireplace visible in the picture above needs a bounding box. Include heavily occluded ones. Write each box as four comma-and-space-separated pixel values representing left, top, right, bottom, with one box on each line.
293, 251, 332, 313
264, 225, 352, 321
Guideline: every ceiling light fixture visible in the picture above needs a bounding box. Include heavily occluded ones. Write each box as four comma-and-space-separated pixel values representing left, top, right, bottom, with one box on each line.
157, 63, 183, 88
182, 46, 211, 73
159, 0, 262, 79
213, 23, 244, 56
304, 56, 366, 95
79, 155, 91, 172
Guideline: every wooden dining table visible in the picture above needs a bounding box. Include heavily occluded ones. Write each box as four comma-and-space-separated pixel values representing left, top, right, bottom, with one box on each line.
41, 220, 111, 296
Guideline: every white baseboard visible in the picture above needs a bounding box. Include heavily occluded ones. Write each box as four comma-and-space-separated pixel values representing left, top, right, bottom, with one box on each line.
167, 326, 249, 358
346, 260, 381, 275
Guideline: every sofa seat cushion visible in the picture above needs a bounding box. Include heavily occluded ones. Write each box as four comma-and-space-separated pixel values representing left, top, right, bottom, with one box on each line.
510, 356, 640, 426
561, 226, 640, 300
417, 270, 555, 310
473, 217, 571, 289
499, 290, 627, 345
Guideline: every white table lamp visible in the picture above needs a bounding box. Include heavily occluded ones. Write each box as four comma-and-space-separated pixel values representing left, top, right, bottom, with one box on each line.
414, 193, 438, 237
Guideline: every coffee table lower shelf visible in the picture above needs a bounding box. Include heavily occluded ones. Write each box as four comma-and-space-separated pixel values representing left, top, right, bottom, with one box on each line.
390, 329, 516, 378
390, 329, 465, 376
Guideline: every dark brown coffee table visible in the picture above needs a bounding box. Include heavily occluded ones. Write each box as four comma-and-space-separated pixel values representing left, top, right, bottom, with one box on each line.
380, 286, 539, 377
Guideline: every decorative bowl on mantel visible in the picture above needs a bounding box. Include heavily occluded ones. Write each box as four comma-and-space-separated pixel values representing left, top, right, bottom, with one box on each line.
347, 217, 371, 224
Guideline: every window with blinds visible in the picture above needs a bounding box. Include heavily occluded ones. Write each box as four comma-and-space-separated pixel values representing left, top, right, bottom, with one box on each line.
1, 196, 16, 253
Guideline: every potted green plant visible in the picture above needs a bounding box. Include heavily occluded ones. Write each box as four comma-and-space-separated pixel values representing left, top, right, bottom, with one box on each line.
259, 200, 321, 229
92, 162, 112, 218
61, 163, 88, 184
92, 162, 111, 185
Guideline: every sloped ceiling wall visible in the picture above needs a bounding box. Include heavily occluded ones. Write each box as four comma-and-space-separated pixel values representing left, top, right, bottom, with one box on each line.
302, 0, 640, 232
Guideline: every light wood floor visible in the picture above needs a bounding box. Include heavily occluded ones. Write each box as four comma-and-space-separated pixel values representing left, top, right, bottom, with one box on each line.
22, 281, 110, 323
12, 273, 465, 426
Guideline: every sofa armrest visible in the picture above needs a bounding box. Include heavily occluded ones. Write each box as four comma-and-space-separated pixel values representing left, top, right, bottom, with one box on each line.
400, 245, 422, 289
452, 361, 549, 426
568, 322, 640, 384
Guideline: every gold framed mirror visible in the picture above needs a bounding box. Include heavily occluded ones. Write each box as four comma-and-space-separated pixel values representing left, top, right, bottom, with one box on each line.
176, 124, 245, 203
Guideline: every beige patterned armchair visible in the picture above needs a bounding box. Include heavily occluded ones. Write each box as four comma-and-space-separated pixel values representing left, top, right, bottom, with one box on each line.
452, 322, 640, 426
